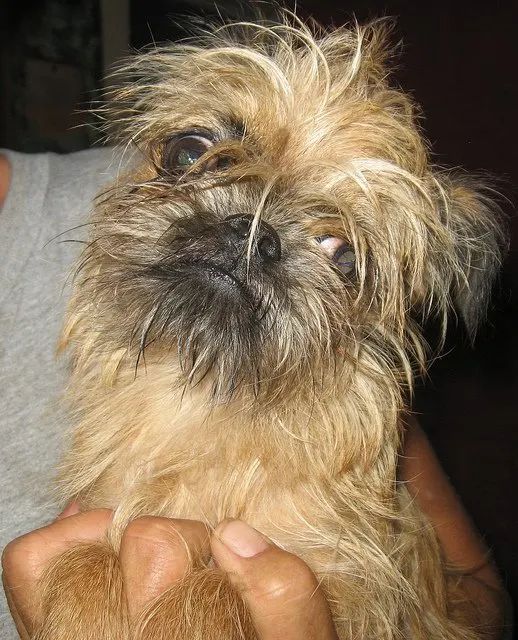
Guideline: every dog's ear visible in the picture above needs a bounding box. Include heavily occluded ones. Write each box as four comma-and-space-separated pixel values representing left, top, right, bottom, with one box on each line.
438, 174, 506, 339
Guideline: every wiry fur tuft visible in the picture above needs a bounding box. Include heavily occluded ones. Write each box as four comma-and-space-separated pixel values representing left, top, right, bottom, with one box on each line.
41, 15, 505, 640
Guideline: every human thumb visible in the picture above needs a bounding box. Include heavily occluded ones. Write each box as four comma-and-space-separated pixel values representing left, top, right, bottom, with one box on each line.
211, 519, 339, 640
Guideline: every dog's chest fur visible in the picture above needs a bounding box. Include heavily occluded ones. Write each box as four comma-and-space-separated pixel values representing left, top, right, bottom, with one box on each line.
66, 360, 398, 530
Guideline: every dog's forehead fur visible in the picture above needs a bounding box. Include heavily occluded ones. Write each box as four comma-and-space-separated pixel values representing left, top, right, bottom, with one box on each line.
111, 22, 424, 172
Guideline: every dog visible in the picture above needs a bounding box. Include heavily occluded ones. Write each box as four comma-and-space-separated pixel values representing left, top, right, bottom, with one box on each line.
36, 16, 504, 639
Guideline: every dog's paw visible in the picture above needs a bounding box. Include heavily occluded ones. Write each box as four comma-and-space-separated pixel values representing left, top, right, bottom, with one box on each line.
34, 543, 128, 640
134, 568, 256, 640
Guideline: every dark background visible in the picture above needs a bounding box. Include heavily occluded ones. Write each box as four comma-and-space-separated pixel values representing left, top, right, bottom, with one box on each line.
1, 0, 516, 632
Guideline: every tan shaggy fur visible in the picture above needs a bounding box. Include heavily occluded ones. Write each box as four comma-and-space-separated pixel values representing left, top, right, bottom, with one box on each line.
34, 16, 505, 640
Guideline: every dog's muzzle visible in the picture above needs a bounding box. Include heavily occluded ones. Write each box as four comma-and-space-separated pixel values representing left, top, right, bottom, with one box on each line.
186, 214, 281, 303
181, 214, 281, 298
221, 214, 281, 266
150, 213, 282, 310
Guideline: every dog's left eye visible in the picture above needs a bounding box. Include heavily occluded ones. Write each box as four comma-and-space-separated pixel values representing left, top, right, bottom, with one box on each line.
316, 236, 356, 275
163, 135, 216, 173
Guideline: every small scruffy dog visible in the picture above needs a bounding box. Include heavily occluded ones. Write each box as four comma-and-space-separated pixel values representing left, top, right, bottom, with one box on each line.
38, 17, 504, 640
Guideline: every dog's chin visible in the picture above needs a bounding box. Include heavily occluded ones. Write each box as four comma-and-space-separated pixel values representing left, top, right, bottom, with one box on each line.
142, 260, 267, 398
184, 261, 255, 307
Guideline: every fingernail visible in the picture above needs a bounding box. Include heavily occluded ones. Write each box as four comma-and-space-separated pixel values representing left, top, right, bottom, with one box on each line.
217, 520, 270, 558
56, 501, 80, 520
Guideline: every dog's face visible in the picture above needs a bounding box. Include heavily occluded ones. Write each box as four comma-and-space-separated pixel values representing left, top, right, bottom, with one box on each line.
68, 21, 504, 407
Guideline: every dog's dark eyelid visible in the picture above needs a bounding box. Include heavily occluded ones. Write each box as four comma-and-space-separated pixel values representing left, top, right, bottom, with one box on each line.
168, 128, 215, 142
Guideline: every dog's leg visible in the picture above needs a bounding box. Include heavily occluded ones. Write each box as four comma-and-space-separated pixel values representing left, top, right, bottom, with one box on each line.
134, 568, 256, 640
32, 534, 254, 639
33, 542, 128, 640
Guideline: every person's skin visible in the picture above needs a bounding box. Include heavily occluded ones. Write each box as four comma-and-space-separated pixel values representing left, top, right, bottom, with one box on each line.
0, 154, 11, 208
401, 417, 506, 635
2, 419, 507, 639
402, 416, 503, 591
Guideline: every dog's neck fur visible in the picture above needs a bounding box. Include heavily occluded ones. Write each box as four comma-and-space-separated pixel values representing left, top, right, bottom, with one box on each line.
58, 342, 461, 637
58, 343, 402, 522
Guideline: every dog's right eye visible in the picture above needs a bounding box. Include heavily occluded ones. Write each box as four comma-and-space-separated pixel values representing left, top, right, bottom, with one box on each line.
316, 235, 356, 276
162, 135, 215, 174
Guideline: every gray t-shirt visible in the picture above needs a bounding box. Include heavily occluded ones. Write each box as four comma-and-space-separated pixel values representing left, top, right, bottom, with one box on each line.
0, 147, 118, 637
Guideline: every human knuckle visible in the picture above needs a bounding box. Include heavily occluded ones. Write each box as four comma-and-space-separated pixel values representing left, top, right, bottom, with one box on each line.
122, 516, 181, 548
253, 554, 319, 605
2, 534, 37, 577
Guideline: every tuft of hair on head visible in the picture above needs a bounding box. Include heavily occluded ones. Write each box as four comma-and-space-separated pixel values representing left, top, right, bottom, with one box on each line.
94, 12, 400, 147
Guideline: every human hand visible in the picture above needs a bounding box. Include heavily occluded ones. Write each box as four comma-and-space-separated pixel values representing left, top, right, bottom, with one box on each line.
2, 510, 338, 640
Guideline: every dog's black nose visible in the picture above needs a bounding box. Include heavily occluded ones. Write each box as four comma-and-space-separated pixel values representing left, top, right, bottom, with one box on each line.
224, 214, 281, 263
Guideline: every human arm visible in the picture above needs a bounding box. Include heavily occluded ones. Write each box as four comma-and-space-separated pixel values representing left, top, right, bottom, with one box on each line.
0, 154, 11, 208
400, 415, 508, 638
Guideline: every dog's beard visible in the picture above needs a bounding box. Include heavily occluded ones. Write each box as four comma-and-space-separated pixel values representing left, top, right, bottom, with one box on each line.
138, 213, 279, 399
79, 184, 351, 404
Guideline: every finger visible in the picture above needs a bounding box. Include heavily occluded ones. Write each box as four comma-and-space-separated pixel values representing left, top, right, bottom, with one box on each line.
56, 501, 81, 520
2, 576, 30, 640
1, 509, 113, 632
119, 516, 210, 619
211, 520, 339, 640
